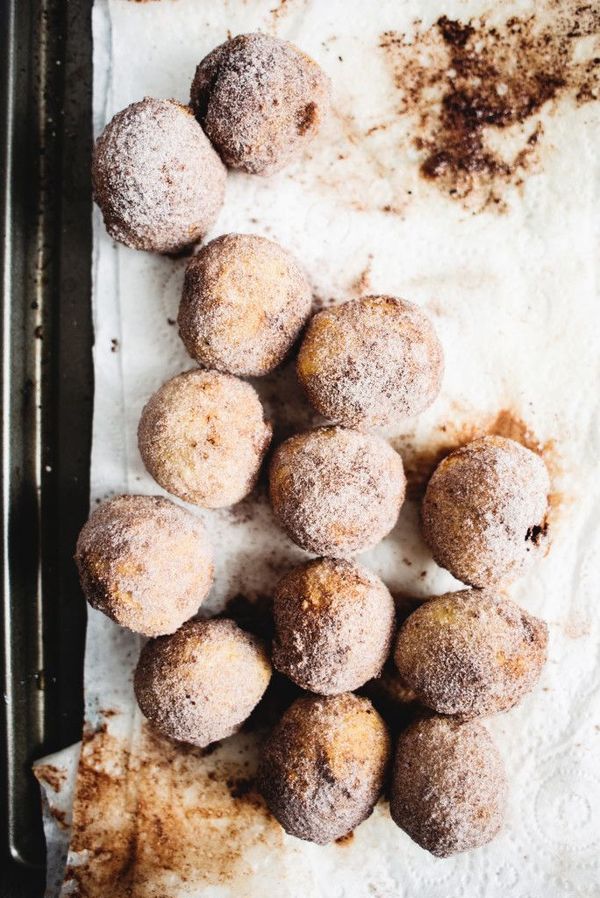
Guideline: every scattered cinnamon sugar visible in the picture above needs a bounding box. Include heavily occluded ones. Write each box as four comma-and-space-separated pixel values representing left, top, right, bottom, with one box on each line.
225, 775, 263, 808
64, 723, 283, 896
50, 809, 69, 830
270, 0, 289, 16
335, 831, 355, 846
379, 2, 600, 207
270, 0, 310, 21
400, 408, 559, 502
34, 763, 67, 794
349, 257, 373, 295
311, 295, 334, 312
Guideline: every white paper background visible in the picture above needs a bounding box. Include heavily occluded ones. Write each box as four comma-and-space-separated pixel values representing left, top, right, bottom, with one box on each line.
37, 1, 600, 896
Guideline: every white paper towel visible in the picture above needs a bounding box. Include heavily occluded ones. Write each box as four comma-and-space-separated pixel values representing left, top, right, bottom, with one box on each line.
37, 1, 600, 895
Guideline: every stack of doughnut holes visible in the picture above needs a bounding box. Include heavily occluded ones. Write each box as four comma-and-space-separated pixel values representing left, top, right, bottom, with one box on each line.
81, 31, 553, 857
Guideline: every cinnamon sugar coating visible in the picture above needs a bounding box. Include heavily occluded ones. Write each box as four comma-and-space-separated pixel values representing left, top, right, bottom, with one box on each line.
422, 435, 550, 587
258, 693, 390, 844
393, 589, 548, 718
269, 426, 406, 557
75, 495, 214, 637
178, 233, 312, 376
272, 558, 395, 694
190, 33, 331, 175
92, 98, 225, 254
138, 369, 272, 509
297, 296, 444, 428
134, 618, 272, 747
390, 716, 508, 857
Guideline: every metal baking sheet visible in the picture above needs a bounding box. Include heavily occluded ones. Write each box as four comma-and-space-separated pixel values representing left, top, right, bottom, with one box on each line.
0, 0, 93, 893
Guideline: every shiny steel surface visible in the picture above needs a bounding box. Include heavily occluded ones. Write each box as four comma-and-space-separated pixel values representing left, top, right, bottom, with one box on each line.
0, 0, 93, 891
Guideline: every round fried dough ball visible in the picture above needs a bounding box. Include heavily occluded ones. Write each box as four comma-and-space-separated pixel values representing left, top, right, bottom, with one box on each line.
269, 426, 406, 557
178, 233, 312, 376
258, 693, 390, 844
297, 296, 444, 428
75, 494, 213, 637
393, 589, 548, 718
422, 435, 550, 587
272, 558, 395, 694
390, 716, 508, 857
134, 618, 272, 747
190, 33, 331, 175
138, 369, 272, 508
92, 98, 226, 254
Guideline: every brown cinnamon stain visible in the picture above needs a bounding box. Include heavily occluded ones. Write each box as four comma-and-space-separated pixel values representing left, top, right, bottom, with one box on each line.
270, 0, 309, 21
379, 2, 599, 208
34, 762, 67, 793
335, 831, 355, 846
563, 615, 591, 639
297, 101, 317, 134
51, 808, 69, 830
350, 255, 374, 295
320, 108, 411, 217
225, 775, 266, 810
64, 722, 283, 897
399, 409, 562, 526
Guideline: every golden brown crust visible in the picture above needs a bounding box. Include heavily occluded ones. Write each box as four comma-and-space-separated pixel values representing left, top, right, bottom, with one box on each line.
191, 33, 330, 175
92, 98, 225, 254
272, 558, 396, 694
75, 494, 214, 637
390, 716, 507, 857
393, 589, 548, 717
269, 426, 406, 557
297, 296, 444, 428
258, 693, 390, 844
178, 233, 312, 376
134, 618, 272, 747
422, 435, 550, 587
138, 369, 272, 509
